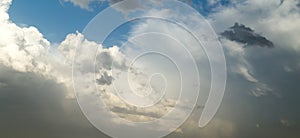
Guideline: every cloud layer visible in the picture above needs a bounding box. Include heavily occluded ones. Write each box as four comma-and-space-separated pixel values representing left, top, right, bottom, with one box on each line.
1, 0, 300, 137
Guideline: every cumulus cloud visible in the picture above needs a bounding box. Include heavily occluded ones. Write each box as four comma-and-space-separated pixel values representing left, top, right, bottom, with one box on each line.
2, 0, 192, 132
0, 0, 77, 97
57, 27, 180, 125
96, 72, 113, 85
3, 0, 300, 137
0, 0, 62, 82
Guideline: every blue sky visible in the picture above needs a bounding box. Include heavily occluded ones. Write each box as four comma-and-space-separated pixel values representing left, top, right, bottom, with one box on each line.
8, 0, 108, 43
7, 0, 231, 43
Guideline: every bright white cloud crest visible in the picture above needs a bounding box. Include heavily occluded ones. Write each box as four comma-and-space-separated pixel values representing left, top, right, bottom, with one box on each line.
72, 0, 226, 137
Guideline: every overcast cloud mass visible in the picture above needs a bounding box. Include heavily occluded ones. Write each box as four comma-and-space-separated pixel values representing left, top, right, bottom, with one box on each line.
1, 0, 300, 137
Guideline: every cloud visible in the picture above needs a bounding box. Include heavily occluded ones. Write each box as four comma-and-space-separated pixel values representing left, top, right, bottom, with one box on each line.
171, 116, 236, 138
221, 38, 273, 97
0, 0, 124, 99
62, 0, 100, 10
0, 65, 108, 138
0, 0, 11, 21
62, 0, 137, 12
280, 119, 292, 127
3, 0, 300, 137
209, 0, 300, 51
96, 72, 113, 85
209, 0, 300, 98
0, 81, 7, 88
221, 22, 274, 48
63, 0, 193, 14
0, 0, 77, 97
1, 0, 170, 128
250, 83, 273, 97
237, 65, 258, 83
0, 0, 57, 80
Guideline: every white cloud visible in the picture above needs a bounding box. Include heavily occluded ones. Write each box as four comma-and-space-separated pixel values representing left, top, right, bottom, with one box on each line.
0, 1, 50, 74
210, 0, 300, 97
3, 0, 300, 136
62, 0, 99, 10
237, 65, 258, 83
1, 1, 194, 133
0, 0, 11, 21
209, 0, 300, 51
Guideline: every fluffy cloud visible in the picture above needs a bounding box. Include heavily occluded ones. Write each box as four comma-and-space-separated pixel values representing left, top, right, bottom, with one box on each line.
3, 0, 300, 137
0, 0, 76, 96
1, 1, 192, 133
0, 2, 50, 73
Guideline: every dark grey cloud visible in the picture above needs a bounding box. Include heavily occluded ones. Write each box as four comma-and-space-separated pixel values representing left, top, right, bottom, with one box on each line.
280, 0, 284, 6
0, 66, 108, 138
96, 52, 113, 70
221, 23, 274, 48
96, 72, 113, 85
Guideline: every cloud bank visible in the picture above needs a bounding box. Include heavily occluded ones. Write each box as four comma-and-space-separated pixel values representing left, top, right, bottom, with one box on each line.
1, 0, 300, 137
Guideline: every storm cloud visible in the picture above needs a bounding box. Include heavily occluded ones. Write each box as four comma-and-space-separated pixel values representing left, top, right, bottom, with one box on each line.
0, 66, 109, 138
221, 23, 274, 48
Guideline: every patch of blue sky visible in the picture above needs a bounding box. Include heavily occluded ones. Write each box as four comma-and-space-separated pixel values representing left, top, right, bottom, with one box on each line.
189, 0, 231, 16
102, 20, 135, 48
7, 0, 232, 46
8, 0, 109, 43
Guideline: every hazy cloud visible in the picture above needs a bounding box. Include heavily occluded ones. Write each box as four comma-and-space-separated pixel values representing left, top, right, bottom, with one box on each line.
0, 66, 108, 138
0, 81, 7, 88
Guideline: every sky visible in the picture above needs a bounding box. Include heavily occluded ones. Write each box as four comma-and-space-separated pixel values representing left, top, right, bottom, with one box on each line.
8, 0, 107, 43
1, 0, 300, 138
